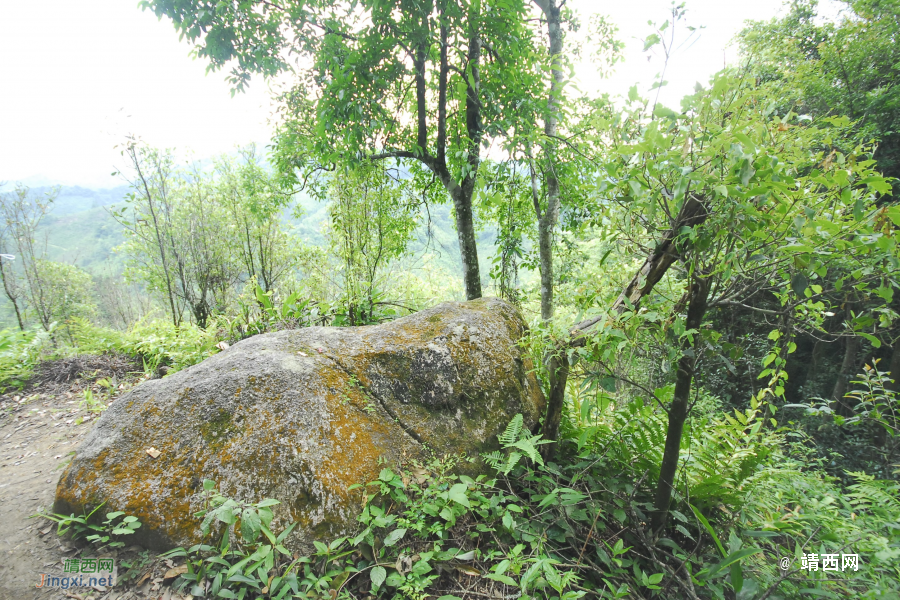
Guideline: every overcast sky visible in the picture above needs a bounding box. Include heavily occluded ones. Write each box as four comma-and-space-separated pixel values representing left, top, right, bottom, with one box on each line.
0, 0, 792, 189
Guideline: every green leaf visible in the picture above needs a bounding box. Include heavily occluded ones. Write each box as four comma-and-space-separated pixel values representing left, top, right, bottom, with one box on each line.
731, 561, 743, 593
383, 528, 407, 547
448, 483, 470, 508
690, 504, 725, 557
370, 566, 386, 590
706, 548, 763, 578
673, 176, 689, 199
791, 273, 808, 297
739, 159, 755, 185
858, 332, 881, 348
885, 206, 900, 226
485, 573, 518, 586
241, 508, 261, 543
538, 489, 560, 509
643, 33, 660, 51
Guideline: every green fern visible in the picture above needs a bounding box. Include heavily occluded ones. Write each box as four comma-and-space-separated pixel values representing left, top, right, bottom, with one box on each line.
484, 414, 549, 475
498, 413, 524, 446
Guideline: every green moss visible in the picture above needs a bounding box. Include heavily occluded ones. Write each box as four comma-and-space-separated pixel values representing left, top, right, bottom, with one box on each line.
200, 409, 242, 446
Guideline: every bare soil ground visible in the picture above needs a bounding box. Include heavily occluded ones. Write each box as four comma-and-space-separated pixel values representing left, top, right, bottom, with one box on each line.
0, 355, 188, 600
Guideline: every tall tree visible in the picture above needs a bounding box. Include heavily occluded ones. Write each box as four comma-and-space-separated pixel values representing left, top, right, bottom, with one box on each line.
141, 0, 544, 300
326, 162, 418, 325
739, 0, 900, 197
0, 185, 57, 332
216, 146, 295, 294
112, 142, 242, 328
539, 71, 894, 527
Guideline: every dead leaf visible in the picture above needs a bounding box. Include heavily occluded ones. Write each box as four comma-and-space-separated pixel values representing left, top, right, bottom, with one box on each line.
298, 352, 308, 357
146, 447, 161, 459
409, 466, 429, 485
136, 571, 152, 586
164, 565, 188, 580
215, 341, 229, 351
40, 526, 52, 535
455, 565, 481, 577
395, 554, 413, 576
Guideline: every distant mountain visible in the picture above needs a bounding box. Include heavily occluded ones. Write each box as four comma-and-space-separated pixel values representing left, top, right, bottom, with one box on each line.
41, 185, 131, 217
7, 183, 499, 286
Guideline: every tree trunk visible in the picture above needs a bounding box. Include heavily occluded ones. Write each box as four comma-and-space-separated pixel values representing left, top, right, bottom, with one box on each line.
831, 334, 860, 417
539, 194, 710, 455
651, 274, 710, 534
875, 344, 900, 448
533, 0, 564, 322
528, 156, 555, 322
540, 352, 569, 460
452, 186, 482, 300
0, 261, 25, 331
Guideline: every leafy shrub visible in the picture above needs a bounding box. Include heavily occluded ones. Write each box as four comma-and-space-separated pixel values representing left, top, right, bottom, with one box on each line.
0, 326, 54, 390
68, 316, 224, 376
36, 503, 142, 552
164, 480, 302, 599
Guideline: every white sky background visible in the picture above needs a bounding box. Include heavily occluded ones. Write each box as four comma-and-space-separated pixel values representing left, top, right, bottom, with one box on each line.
0, 0, 796, 189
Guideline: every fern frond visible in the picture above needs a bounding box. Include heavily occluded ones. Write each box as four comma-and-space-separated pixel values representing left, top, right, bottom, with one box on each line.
499, 414, 524, 446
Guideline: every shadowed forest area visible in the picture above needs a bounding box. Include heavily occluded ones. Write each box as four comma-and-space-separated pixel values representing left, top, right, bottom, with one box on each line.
1, 0, 899, 598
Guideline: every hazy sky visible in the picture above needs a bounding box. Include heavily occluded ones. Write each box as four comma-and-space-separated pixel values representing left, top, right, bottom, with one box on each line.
0, 0, 791, 189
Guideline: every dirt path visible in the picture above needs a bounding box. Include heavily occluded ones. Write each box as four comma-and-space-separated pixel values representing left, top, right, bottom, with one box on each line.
0, 356, 184, 600
0, 383, 96, 599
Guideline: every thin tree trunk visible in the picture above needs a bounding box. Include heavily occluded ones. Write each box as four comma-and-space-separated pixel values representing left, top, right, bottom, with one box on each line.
651, 274, 710, 534
533, 0, 564, 321
369, 5, 482, 300
832, 334, 860, 416
540, 194, 710, 453
875, 344, 900, 448
528, 154, 555, 322
0, 261, 25, 330
540, 352, 569, 460
458, 13, 483, 301
130, 147, 180, 327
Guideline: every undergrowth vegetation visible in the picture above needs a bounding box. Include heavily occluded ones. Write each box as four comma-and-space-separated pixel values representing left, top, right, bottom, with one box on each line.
44, 407, 899, 599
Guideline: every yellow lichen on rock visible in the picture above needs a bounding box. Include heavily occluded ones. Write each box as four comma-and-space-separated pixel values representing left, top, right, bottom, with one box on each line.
55, 297, 545, 552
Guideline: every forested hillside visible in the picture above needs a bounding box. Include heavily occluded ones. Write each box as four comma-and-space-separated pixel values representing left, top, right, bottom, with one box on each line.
2, 0, 899, 599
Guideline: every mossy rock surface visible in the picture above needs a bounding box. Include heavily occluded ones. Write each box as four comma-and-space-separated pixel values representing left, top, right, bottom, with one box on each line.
55, 297, 545, 551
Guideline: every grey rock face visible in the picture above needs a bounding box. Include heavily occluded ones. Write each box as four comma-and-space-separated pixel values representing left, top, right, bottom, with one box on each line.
55, 298, 546, 551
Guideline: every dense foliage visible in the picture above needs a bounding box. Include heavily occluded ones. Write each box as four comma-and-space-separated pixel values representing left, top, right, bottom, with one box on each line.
5, 1, 900, 598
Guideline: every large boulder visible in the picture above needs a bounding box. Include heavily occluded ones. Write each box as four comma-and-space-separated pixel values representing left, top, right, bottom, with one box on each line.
55, 298, 545, 551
